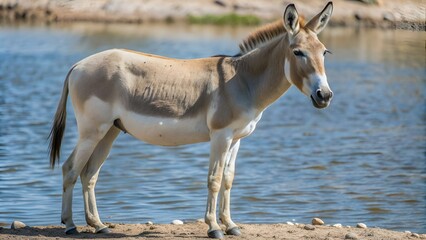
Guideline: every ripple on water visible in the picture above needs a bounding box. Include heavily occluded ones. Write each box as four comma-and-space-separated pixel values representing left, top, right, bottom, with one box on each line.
366, 207, 392, 214
305, 165, 327, 170
0, 167, 19, 173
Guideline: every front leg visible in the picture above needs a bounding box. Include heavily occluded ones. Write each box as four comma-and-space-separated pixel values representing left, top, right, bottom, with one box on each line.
205, 130, 233, 239
219, 139, 241, 236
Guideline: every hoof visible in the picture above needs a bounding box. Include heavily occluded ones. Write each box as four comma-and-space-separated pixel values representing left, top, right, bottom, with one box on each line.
226, 227, 241, 236
208, 230, 224, 239
65, 227, 78, 235
96, 227, 111, 234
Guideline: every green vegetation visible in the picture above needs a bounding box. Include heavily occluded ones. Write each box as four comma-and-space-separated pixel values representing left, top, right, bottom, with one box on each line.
188, 13, 261, 26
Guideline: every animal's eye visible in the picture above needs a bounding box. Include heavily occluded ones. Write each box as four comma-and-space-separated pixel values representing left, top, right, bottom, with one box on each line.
293, 50, 305, 57
324, 49, 332, 56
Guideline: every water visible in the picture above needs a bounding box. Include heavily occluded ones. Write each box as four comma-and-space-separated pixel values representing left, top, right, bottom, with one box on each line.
0, 23, 425, 233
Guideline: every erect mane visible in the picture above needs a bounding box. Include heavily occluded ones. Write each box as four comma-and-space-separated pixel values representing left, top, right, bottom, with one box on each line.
238, 17, 305, 54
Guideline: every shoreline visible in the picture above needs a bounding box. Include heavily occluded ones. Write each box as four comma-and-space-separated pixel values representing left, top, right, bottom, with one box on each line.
1, 222, 425, 240
0, 0, 424, 30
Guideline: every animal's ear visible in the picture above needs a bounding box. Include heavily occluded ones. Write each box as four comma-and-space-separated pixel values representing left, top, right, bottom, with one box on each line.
283, 4, 300, 35
306, 1, 333, 34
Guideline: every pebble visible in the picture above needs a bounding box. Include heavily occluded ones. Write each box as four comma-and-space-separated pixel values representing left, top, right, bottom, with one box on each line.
312, 218, 324, 225
146, 221, 153, 225
411, 233, 420, 238
171, 219, 184, 225
333, 223, 342, 228
383, 12, 395, 22
286, 221, 294, 225
304, 224, 316, 230
345, 232, 359, 240
356, 223, 367, 229
11, 221, 26, 229
196, 218, 204, 223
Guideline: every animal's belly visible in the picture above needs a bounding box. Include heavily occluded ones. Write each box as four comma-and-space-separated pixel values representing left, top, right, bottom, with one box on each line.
120, 111, 210, 146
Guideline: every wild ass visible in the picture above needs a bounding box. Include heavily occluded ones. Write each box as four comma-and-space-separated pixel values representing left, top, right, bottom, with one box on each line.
49, 2, 334, 239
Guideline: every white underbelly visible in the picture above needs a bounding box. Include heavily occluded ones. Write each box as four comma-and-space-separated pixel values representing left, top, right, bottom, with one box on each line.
120, 111, 210, 146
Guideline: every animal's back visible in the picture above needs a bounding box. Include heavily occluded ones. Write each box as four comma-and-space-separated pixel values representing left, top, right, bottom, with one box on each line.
69, 49, 221, 119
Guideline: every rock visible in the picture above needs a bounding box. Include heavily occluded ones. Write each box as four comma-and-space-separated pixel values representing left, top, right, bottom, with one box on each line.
286, 221, 294, 225
196, 218, 204, 223
345, 232, 359, 240
333, 223, 342, 228
11, 221, 26, 229
304, 224, 315, 230
411, 233, 420, 238
171, 219, 184, 225
383, 12, 395, 22
356, 223, 367, 229
404, 231, 412, 234
312, 218, 324, 225
213, 0, 226, 7
354, 13, 362, 21
354, 0, 382, 5
146, 221, 153, 225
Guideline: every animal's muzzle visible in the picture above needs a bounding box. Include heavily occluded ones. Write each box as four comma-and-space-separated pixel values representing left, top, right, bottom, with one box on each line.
311, 89, 333, 109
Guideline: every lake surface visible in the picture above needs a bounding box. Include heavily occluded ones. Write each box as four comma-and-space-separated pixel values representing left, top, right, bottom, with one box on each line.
0, 22, 425, 233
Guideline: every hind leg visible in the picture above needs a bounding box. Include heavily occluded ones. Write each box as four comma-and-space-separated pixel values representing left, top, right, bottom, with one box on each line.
80, 126, 120, 233
61, 120, 112, 234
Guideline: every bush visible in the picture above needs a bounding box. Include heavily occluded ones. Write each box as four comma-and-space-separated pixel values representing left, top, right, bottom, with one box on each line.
188, 13, 261, 26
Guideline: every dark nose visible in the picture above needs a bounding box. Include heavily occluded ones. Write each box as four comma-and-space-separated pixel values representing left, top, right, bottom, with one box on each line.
316, 89, 333, 102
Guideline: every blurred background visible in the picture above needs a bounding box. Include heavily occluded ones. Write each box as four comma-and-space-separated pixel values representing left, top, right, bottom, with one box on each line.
0, 0, 425, 233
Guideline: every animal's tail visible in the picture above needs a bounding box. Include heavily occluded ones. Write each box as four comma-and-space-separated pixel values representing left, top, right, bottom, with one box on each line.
48, 66, 75, 168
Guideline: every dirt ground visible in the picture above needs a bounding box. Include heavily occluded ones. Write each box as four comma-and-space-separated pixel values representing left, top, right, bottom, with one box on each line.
0, 0, 424, 29
1, 222, 425, 240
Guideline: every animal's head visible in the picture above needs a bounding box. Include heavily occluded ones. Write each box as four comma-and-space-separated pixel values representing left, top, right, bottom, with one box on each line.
283, 2, 333, 109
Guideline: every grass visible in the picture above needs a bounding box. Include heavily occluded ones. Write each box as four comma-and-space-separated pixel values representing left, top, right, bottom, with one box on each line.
187, 13, 261, 26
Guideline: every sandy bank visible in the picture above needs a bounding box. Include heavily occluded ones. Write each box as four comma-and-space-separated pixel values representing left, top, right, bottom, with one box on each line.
1, 222, 425, 240
0, 0, 424, 30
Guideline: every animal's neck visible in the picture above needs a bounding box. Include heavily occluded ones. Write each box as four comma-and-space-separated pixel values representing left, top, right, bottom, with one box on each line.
238, 35, 292, 112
